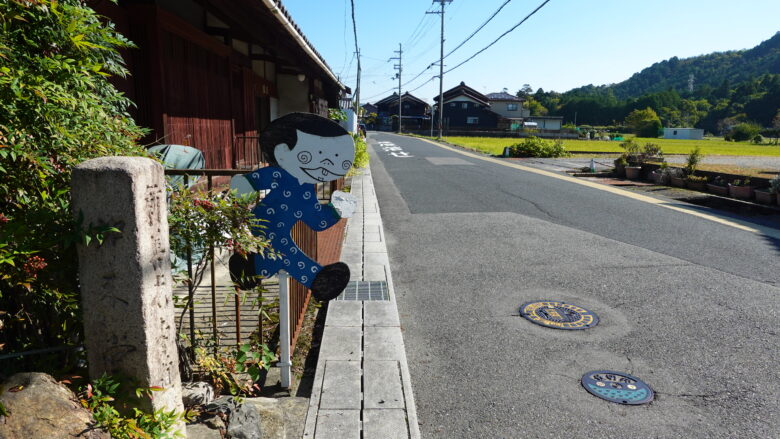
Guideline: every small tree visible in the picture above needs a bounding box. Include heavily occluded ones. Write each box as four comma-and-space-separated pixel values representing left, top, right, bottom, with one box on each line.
625, 107, 662, 138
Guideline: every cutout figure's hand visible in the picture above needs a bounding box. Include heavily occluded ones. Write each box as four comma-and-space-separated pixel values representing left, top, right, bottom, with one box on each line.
329, 190, 357, 218
230, 174, 255, 196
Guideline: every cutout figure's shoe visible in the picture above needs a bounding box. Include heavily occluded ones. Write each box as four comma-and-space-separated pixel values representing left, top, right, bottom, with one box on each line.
311, 262, 350, 301
229, 253, 259, 290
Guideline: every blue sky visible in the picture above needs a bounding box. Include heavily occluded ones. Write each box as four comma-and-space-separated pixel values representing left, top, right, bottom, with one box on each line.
282, 0, 780, 104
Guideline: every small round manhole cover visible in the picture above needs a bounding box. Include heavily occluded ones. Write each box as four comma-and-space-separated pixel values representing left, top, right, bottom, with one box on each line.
581, 370, 654, 405
519, 301, 598, 330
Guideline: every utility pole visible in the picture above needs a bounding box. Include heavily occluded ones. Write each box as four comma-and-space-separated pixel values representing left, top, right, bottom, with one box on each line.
428, 0, 452, 139
390, 44, 403, 133
350, 0, 361, 123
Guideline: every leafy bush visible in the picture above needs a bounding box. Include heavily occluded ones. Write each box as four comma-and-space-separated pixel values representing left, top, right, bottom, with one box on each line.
730, 123, 761, 142
0, 0, 148, 367
79, 374, 183, 439
351, 133, 369, 170
686, 175, 708, 183
508, 136, 571, 158
751, 134, 764, 144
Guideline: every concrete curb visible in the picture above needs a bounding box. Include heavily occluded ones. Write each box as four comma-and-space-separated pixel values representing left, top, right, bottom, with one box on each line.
303, 164, 420, 439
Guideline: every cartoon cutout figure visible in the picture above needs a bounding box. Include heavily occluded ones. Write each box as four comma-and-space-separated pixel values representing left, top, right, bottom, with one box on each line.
230, 113, 357, 301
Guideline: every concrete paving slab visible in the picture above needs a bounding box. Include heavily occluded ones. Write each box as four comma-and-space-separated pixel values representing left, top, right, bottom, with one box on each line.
364, 232, 382, 242
364, 361, 405, 409
363, 241, 388, 254
325, 302, 362, 327
363, 264, 387, 282
365, 252, 390, 266
318, 326, 361, 361
363, 409, 409, 439
364, 301, 400, 327
320, 361, 362, 410
315, 410, 360, 439
364, 327, 405, 361
364, 224, 381, 234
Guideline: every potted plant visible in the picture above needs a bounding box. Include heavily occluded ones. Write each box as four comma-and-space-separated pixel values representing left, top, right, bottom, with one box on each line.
770, 174, 780, 205
613, 155, 628, 178
685, 175, 708, 191
728, 177, 755, 200
621, 140, 643, 179
651, 162, 670, 185
707, 176, 729, 196
755, 187, 774, 205
669, 168, 686, 188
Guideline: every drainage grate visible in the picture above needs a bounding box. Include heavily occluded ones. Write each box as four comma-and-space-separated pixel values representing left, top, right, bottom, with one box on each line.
519, 301, 598, 330
335, 281, 389, 301
581, 370, 654, 405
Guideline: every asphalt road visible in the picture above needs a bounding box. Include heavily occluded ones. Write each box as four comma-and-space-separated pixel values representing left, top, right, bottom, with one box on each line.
367, 132, 780, 439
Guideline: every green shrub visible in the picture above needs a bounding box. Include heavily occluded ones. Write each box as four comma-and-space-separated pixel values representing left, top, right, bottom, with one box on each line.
0, 0, 147, 369
351, 133, 369, 169
509, 136, 571, 158
79, 374, 183, 439
730, 123, 761, 142
751, 134, 764, 144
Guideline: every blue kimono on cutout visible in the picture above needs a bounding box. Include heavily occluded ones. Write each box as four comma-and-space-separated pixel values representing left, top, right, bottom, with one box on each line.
246, 166, 341, 287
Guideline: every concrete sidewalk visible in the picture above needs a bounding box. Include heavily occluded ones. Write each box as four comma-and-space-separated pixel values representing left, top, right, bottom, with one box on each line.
303, 165, 420, 439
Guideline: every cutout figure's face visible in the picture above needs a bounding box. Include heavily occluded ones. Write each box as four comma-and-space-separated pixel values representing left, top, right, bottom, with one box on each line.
275, 131, 355, 184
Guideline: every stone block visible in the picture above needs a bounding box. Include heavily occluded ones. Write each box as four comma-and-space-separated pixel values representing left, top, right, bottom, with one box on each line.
364, 302, 400, 327
364, 361, 404, 409
320, 361, 361, 409
364, 327, 405, 361
326, 302, 362, 327
71, 157, 183, 417
363, 264, 387, 282
318, 326, 362, 361
315, 410, 360, 439
363, 409, 410, 439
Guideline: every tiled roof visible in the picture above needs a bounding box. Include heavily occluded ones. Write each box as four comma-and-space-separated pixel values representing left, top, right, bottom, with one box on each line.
486, 92, 524, 102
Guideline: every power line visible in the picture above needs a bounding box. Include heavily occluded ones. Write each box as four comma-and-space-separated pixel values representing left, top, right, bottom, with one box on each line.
444, 0, 512, 59
445, 0, 552, 75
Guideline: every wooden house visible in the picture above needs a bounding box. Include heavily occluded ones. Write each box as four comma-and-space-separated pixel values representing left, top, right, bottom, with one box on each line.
433, 82, 499, 130
374, 92, 431, 131
95, 0, 347, 168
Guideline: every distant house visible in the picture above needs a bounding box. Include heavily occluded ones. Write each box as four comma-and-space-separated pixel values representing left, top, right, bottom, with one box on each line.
664, 128, 704, 140
374, 92, 431, 131
434, 82, 499, 130
486, 92, 530, 119
361, 103, 379, 116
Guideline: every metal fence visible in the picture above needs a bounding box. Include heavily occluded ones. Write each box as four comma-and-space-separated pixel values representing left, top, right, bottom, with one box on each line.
165, 168, 345, 356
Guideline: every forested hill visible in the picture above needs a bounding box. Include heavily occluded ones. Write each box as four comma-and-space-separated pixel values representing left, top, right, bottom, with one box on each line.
571, 32, 780, 100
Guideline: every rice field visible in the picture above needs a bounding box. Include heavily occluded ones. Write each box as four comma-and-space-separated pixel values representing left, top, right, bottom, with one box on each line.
442, 136, 780, 157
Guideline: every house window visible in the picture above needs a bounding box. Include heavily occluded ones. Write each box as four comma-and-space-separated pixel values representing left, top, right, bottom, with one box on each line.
507, 103, 518, 111
673, 130, 678, 135
462, 103, 468, 109
466, 117, 479, 125
404, 104, 410, 109
450, 103, 456, 107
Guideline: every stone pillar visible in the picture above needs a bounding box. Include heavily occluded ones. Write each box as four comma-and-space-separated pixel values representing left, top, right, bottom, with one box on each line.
71, 157, 183, 419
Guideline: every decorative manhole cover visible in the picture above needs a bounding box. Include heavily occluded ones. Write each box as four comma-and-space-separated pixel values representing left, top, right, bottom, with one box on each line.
519, 301, 598, 330
581, 370, 654, 405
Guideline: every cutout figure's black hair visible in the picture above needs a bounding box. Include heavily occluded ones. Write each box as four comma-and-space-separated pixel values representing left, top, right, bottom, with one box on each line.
261, 112, 350, 166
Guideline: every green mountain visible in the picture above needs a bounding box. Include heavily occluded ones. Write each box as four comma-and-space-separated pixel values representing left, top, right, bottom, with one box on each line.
571, 32, 780, 100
